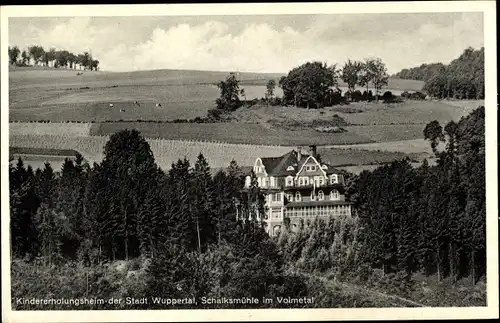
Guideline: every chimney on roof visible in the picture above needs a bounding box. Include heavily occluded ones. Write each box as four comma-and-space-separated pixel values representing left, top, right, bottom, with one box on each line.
309, 145, 317, 158
296, 146, 302, 162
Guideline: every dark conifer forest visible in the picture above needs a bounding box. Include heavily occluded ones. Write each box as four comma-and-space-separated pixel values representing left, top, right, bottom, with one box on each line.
10, 107, 486, 309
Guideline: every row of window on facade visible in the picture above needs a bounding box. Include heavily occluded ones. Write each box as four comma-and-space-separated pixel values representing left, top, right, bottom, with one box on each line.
254, 164, 327, 174
249, 174, 340, 188
285, 205, 351, 217
270, 205, 351, 219
270, 190, 340, 202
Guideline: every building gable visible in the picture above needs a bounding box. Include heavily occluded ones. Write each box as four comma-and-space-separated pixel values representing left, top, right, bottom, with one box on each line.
253, 158, 268, 176
295, 156, 327, 179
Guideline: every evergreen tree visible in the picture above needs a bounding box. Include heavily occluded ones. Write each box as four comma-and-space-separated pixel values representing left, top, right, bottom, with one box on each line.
10, 161, 40, 259
192, 153, 215, 249
36, 203, 63, 265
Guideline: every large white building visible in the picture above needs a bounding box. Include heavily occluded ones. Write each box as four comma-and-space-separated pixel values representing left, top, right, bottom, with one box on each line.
243, 145, 352, 235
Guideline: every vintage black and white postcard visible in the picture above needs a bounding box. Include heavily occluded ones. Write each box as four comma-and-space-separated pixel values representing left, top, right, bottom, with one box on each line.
1, 1, 498, 322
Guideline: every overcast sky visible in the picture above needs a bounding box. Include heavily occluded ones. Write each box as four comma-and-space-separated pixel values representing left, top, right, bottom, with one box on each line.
9, 13, 484, 74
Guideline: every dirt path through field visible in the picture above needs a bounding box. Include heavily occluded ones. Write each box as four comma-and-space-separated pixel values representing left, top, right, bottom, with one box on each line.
303, 272, 426, 307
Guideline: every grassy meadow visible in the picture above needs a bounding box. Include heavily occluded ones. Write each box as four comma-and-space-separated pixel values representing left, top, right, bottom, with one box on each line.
331, 100, 480, 125
9, 68, 282, 122
8, 67, 482, 173
9, 67, 425, 122
317, 148, 424, 167
90, 122, 374, 146
330, 139, 437, 155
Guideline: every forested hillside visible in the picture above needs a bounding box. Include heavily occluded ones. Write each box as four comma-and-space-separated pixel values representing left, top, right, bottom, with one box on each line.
394, 47, 484, 99
394, 63, 446, 82
10, 107, 486, 309
274, 106, 486, 305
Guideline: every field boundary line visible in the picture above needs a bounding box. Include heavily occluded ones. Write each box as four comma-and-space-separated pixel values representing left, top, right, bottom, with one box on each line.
135, 136, 293, 149
9, 154, 79, 159
142, 137, 290, 148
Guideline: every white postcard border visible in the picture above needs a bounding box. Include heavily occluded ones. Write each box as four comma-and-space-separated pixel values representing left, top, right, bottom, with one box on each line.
1, 2, 497, 322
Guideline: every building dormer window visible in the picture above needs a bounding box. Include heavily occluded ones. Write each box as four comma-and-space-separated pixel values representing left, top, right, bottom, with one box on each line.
318, 190, 325, 200
286, 176, 294, 186
330, 174, 338, 184
321, 165, 328, 170
295, 192, 301, 202
330, 190, 340, 200
286, 166, 295, 171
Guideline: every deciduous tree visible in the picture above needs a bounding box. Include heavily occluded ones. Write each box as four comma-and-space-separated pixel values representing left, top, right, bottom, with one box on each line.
341, 59, 363, 95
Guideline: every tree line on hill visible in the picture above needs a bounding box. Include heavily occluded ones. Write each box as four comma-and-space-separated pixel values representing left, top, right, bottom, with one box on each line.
211, 56, 435, 118
394, 63, 446, 82
9, 106, 485, 308
278, 58, 391, 109
394, 47, 484, 99
212, 46, 482, 118
8, 45, 99, 71
10, 131, 247, 262
210, 57, 394, 118
353, 106, 485, 285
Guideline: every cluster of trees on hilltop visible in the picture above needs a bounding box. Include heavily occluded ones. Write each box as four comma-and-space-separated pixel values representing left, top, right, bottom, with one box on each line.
279, 62, 340, 109
8, 45, 99, 71
352, 106, 485, 285
395, 47, 484, 100
278, 59, 389, 108
213, 47, 484, 113
206, 72, 243, 121
210, 58, 391, 115
340, 58, 389, 99
278, 58, 389, 108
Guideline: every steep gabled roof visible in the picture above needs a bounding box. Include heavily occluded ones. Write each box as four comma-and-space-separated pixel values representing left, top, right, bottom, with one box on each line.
267, 150, 301, 176
260, 156, 282, 175
294, 154, 343, 176
255, 149, 345, 177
